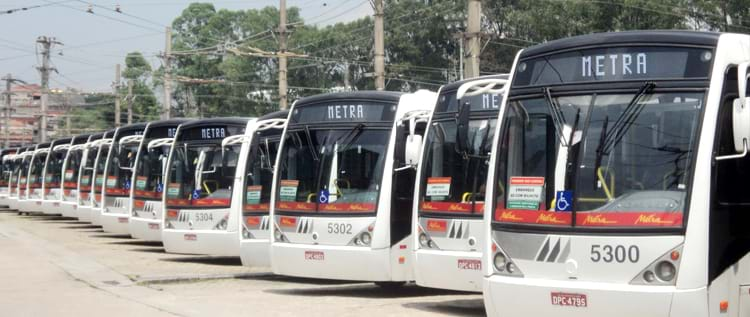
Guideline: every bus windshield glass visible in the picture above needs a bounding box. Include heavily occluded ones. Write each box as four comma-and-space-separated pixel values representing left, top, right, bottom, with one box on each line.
1, 157, 12, 187
29, 153, 48, 189
93, 145, 109, 194
494, 91, 703, 230
165, 143, 240, 208
134, 141, 171, 200
45, 149, 67, 189
105, 142, 139, 196
419, 90, 500, 216
276, 127, 390, 214
80, 147, 97, 192
243, 136, 280, 213
64, 149, 83, 189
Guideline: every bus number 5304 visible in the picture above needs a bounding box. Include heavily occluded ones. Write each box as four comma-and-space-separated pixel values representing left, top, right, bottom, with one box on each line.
590, 245, 639, 263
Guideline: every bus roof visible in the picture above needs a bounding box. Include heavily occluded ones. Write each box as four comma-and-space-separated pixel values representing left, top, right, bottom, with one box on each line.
521, 30, 720, 59
35, 142, 51, 150
259, 110, 289, 121
88, 133, 104, 142
113, 122, 147, 141
146, 118, 193, 130
178, 117, 250, 130
51, 137, 72, 147
295, 91, 404, 108
71, 134, 91, 144
440, 74, 509, 92
103, 129, 116, 138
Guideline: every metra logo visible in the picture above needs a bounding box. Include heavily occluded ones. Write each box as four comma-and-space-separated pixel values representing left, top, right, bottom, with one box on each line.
500, 211, 522, 221
582, 53, 647, 78
581, 214, 616, 225
537, 213, 567, 224
201, 128, 226, 139
426, 219, 447, 232
635, 214, 673, 225
327, 104, 364, 120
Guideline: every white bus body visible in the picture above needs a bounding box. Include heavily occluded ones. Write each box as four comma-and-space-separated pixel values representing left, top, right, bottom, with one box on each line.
412, 76, 507, 292
270, 90, 436, 283
40, 138, 73, 214
162, 118, 250, 255
100, 124, 146, 234
6, 147, 31, 211
77, 132, 113, 224
58, 135, 91, 218
20, 144, 50, 213
238, 111, 287, 267
75, 134, 105, 222
484, 31, 750, 317
0, 149, 18, 207
129, 119, 188, 242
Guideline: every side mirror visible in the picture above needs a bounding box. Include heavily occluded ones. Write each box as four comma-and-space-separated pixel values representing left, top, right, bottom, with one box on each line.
405, 134, 422, 166
456, 100, 471, 154
718, 63, 750, 161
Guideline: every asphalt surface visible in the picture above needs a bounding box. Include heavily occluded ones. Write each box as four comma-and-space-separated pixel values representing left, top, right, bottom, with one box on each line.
0, 208, 485, 316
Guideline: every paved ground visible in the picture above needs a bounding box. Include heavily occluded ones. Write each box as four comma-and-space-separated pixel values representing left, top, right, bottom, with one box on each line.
0, 208, 485, 316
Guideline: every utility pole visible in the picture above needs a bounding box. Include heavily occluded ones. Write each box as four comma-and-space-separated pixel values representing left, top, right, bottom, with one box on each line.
373, 0, 385, 90
114, 64, 121, 127
163, 26, 172, 120
3, 74, 28, 147
36, 36, 61, 143
127, 79, 134, 124
278, 0, 288, 110
465, 0, 481, 78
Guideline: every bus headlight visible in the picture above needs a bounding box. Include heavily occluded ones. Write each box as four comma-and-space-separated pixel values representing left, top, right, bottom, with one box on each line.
493, 253, 507, 271
656, 261, 676, 281
242, 228, 252, 239
418, 233, 429, 247
214, 218, 228, 230
359, 232, 371, 246
274, 229, 283, 242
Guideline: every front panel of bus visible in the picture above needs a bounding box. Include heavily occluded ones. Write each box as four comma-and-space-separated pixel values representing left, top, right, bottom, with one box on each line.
62, 145, 85, 206
0, 151, 16, 200
43, 145, 69, 204
10, 154, 28, 200
92, 144, 111, 209
241, 127, 283, 243
164, 124, 245, 232
484, 42, 715, 316
415, 86, 501, 290
28, 150, 49, 203
103, 129, 144, 217
78, 144, 99, 208
131, 125, 178, 227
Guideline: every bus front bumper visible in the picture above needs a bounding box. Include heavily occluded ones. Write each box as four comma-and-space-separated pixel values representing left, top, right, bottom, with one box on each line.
76, 205, 92, 222
58, 201, 77, 218
162, 229, 239, 256
239, 239, 270, 267
100, 212, 131, 235
129, 217, 162, 242
271, 243, 398, 282
414, 249, 482, 292
40, 200, 62, 215
482, 275, 703, 317
89, 207, 102, 225
17, 199, 37, 213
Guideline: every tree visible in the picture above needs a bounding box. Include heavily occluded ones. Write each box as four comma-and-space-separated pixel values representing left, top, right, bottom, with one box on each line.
121, 52, 159, 122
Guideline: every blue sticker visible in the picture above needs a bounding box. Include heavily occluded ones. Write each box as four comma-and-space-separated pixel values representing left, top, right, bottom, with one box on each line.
318, 189, 330, 204
191, 189, 201, 200
555, 190, 573, 212
123, 180, 131, 190
156, 183, 163, 193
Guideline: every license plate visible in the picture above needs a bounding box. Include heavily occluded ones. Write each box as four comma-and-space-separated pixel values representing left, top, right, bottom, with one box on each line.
36, 201, 42, 205
53, 202, 60, 206
118, 217, 128, 223
551, 292, 587, 307
457, 259, 482, 270
148, 223, 160, 230
304, 251, 324, 261
184, 234, 197, 241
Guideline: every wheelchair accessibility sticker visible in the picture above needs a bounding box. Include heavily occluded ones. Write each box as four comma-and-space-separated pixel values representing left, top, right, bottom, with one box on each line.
555, 190, 573, 212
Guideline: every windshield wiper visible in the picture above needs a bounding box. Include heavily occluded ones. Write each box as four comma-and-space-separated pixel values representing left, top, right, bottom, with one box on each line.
304, 125, 319, 161
334, 123, 365, 152
542, 87, 569, 146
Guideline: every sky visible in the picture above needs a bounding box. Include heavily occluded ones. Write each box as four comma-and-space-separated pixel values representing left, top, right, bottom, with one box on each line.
0, 0, 372, 92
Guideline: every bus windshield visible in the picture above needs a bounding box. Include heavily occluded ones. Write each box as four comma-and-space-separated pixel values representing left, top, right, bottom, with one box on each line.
104, 142, 139, 196
1, 158, 12, 187
419, 116, 497, 216
45, 149, 67, 189
93, 145, 109, 194
17, 156, 30, 189
80, 147, 97, 192
243, 136, 280, 213
276, 127, 390, 214
29, 153, 48, 189
494, 91, 703, 230
63, 149, 83, 189
133, 141, 171, 200
165, 143, 240, 208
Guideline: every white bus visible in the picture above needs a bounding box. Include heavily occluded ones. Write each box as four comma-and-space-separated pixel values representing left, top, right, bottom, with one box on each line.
77, 131, 114, 224
162, 118, 250, 255
100, 124, 146, 234
483, 31, 750, 317
413, 76, 507, 292
0, 148, 18, 207
39, 137, 73, 214
270, 91, 436, 284
75, 133, 104, 222
129, 119, 189, 241
19, 142, 51, 214
58, 135, 91, 218
6, 146, 31, 211
238, 110, 287, 267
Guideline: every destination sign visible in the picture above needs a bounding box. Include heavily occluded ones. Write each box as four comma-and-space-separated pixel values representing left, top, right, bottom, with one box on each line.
436, 90, 501, 113
117, 129, 145, 140
147, 126, 178, 139
291, 102, 396, 124
182, 126, 244, 141
513, 46, 713, 87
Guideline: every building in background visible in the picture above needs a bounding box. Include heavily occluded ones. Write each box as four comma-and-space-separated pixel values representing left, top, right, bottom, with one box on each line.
3, 84, 85, 147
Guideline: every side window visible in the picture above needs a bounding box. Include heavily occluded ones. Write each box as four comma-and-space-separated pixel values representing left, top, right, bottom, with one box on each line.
709, 65, 750, 281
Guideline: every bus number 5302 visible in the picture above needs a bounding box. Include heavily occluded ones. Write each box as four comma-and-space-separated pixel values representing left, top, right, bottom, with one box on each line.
590, 245, 639, 263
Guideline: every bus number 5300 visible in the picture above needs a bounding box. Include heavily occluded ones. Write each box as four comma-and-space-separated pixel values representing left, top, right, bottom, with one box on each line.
590, 245, 639, 263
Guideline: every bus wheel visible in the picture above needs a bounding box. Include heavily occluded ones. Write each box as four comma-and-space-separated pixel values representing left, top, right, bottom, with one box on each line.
374, 281, 405, 289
